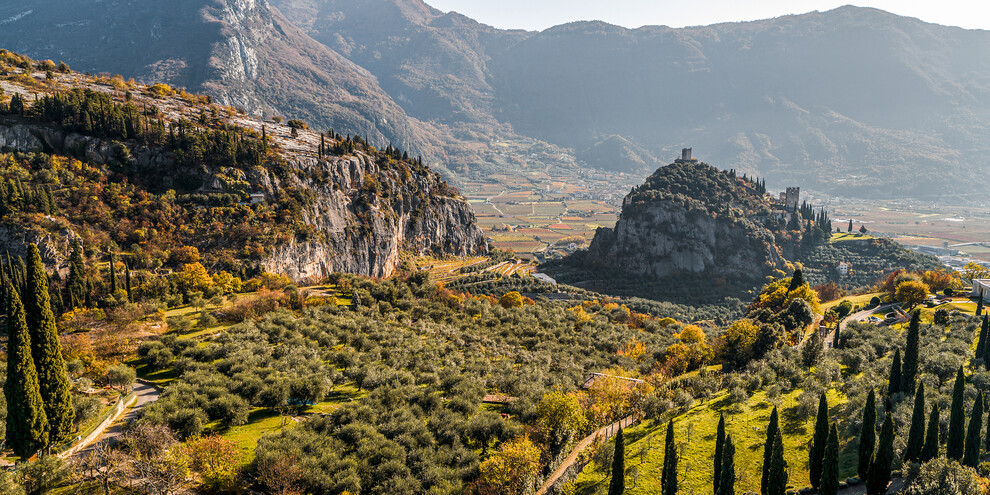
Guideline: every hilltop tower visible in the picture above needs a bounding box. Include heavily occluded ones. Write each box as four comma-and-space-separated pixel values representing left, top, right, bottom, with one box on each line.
674, 148, 698, 164
785, 187, 800, 210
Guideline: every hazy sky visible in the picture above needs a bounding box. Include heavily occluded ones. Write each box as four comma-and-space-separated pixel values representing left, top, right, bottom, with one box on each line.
424, 1, 990, 31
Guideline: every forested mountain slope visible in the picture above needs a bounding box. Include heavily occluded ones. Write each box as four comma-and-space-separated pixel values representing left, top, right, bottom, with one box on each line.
0, 50, 485, 278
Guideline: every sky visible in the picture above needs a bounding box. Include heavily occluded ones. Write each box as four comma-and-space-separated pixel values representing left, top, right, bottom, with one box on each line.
424, 1, 990, 31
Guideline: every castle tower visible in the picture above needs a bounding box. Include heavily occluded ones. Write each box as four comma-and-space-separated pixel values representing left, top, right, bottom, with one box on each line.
674, 148, 698, 164
785, 187, 800, 210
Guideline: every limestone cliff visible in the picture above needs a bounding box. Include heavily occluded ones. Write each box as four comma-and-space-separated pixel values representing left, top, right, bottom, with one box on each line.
0, 118, 486, 279
570, 161, 780, 281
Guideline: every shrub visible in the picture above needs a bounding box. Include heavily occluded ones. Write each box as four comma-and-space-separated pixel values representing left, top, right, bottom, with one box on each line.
145, 346, 174, 370
73, 396, 103, 426
186, 435, 241, 493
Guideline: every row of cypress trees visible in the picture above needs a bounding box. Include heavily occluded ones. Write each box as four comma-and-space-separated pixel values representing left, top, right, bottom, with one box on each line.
608, 420, 681, 495
4, 244, 75, 459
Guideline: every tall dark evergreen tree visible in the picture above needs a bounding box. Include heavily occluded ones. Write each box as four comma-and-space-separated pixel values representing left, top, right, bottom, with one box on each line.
25, 244, 75, 444
858, 389, 877, 480
108, 251, 117, 294
978, 296, 985, 317
761, 407, 779, 495
866, 413, 895, 495
921, 404, 940, 462
902, 311, 920, 393
964, 391, 984, 467
3, 280, 49, 459
715, 413, 726, 494
983, 316, 990, 366
887, 348, 902, 396
124, 261, 132, 302
977, 315, 989, 363
831, 321, 841, 349
947, 366, 967, 460
608, 429, 625, 495
767, 428, 787, 495
904, 382, 926, 462
717, 434, 735, 495
820, 424, 840, 495
788, 269, 805, 291
662, 420, 677, 495
65, 240, 86, 309
809, 393, 829, 489
847, 219, 853, 232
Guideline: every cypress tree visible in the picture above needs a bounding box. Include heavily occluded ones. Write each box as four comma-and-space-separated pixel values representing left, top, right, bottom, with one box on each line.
662, 420, 677, 495
124, 261, 132, 302
947, 366, 967, 460
25, 244, 74, 444
715, 413, 725, 495
788, 269, 804, 292
964, 391, 984, 467
904, 382, 926, 462
761, 407, 779, 495
866, 413, 894, 495
819, 424, 839, 495
831, 321, 841, 350
921, 404, 940, 462
978, 295, 984, 317
887, 348, 902, 396
109, 251, 117, 294
767, 428, 787, 495
977, 315, 989, 362
986, 399, 990, 451
858, 389, 877, 480
717, 434, 735, 495
809, 393, 829, 489
983, 316, 990, 366
4, 280, 49, 459
608, 429, 625, 495
902, 310, 920, 393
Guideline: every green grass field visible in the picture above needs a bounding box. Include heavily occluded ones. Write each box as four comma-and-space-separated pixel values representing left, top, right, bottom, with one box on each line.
821, 292, 884, 312
575, 388, 852, 494
831, 232, 874, 242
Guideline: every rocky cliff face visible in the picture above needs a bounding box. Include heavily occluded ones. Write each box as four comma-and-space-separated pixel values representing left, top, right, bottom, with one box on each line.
0, 119, 486, 279
585, 199, 777, 279
259, 152, 486, 279
578, 162, 780, 281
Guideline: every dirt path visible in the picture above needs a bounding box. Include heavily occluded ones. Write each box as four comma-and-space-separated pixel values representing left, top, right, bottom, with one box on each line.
535, 415, 637, 495
70, 380, 162, 458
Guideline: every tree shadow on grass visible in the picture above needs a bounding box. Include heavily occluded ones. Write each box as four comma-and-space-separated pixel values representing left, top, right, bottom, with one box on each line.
781, 407, 811, 436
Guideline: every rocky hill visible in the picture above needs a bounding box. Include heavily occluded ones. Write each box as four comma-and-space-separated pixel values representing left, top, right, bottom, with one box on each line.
0, 50, 485, 278
567, 161, 780, 283
547, 159, 939, 304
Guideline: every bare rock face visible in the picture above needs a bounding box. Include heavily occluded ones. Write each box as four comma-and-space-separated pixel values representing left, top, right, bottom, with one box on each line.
580, 161, 780, 281
585, 199, 777, 279
259, 153, 486, 279
0, 120, 486, 280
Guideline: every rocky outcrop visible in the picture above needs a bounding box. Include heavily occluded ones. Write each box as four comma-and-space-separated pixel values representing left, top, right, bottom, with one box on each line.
0, 119, 486, 280
259, 153, 486, 279
577, 161, 780, 282
585, 199, 777, 279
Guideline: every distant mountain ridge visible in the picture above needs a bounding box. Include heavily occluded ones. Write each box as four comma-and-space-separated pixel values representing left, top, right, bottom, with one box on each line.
5, 1, 990, 199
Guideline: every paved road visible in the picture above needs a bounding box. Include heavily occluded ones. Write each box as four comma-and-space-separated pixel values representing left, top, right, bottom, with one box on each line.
824, 303, 900, 350
74, 380, 161, 457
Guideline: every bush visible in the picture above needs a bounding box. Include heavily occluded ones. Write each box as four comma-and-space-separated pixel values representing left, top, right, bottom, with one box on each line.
19, 456, 67, 495
169, 408, 207, 439
870, 296, 881, 307
73, 396, 103, 427
904, 458, 980, 495
145, 346, 174, 370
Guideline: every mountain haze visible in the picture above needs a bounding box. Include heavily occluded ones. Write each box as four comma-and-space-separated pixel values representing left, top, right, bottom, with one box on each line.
6, 1, 990, 198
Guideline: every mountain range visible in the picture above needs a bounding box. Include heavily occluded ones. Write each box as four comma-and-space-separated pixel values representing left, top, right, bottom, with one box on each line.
5, 0, 990, 199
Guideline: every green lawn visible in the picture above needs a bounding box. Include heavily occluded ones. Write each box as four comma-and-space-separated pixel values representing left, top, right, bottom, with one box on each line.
575, 388, 852, 494
217, 382, 367, 466
822, 292, 884, 312
830, 232, 874, 242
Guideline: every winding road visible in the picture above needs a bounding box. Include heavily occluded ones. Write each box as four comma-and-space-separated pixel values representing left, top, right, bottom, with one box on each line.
70, 380, 162, 458
824, 303, 900, 350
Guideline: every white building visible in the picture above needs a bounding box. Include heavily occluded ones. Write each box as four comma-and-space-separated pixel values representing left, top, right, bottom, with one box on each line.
837, 262, 850, 276
973, 279, 990, 302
